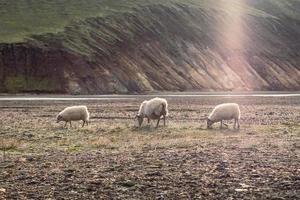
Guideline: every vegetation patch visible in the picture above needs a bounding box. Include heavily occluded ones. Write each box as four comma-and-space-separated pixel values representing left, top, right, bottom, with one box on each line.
4, 75, 59, 93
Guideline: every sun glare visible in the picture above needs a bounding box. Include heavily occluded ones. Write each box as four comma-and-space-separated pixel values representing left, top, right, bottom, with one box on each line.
216, 0, 248, 55
213, 0, 255, 90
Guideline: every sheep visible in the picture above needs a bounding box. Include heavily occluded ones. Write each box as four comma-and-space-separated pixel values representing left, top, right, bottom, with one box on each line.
56, 105, 90, 128
135, 97, 168, 128
207, 103, 240, 129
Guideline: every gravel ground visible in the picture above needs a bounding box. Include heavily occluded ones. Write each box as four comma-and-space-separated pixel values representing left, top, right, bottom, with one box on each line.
0, 96, 299, 199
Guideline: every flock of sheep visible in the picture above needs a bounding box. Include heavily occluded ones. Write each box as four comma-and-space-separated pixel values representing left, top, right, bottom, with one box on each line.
56, 97, 241, 129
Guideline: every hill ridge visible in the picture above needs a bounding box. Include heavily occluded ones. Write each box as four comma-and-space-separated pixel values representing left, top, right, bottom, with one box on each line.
0, 0, 299, 93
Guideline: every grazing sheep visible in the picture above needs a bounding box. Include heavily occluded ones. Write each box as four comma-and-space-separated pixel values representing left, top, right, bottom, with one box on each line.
136, 97, 168, 128
207, 103, 240, 129
56, 105, 90, 128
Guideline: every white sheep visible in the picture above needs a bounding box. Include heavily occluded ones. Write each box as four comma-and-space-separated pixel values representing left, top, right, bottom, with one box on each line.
135, 97, 168, 128
207, 103, 240, 129
56, 105, 90, 128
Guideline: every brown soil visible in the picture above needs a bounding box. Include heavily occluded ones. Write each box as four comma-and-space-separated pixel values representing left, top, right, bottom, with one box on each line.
0, 96, 299, 199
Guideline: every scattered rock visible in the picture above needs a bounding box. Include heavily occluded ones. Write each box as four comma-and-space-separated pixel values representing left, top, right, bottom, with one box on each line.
146, 171, 163, 176
293, 143, 300, 149
117, 180, 136, 188
88, 179, 103, 185
19, 157, 27, 162
283, 130, 289, 134
271, 197, 285, 200
22, 132, 34, 138
239, 183, 251, 188
235, 188, 248, 192
26, 156, 34, 162
1, 96, 299, 199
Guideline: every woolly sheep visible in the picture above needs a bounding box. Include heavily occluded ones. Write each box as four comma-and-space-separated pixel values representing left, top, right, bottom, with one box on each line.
207, 103, 240, 129
56, 105, 90, 128
135, 97, 169, 128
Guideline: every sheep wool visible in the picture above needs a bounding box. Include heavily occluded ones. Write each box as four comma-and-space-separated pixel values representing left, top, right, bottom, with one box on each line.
207, 103, 240, 129
136, 97, 168, 128
57, 105, 90, 127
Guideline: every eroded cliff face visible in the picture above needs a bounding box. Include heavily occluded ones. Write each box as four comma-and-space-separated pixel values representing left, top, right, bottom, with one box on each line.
0, 44, 66, 93
0, 1, 299, 94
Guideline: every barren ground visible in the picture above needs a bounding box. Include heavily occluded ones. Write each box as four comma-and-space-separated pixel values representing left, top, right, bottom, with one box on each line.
0, 96, 299, 199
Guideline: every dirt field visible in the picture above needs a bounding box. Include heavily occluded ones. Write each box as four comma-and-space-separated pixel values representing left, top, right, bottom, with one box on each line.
0, 95, 299, 199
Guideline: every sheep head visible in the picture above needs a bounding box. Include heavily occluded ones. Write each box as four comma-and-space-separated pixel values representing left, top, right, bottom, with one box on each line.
207, 118, 214, 129
56, 115, 63, 123
135, 114, 144, 127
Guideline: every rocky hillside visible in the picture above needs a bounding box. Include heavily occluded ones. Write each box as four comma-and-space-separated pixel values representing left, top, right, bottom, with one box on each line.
0, 0, 300, 94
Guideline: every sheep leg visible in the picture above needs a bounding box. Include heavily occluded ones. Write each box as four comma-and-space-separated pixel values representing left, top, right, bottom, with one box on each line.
163, 115, 166, 127
64, 122, 68, 128
69, 121, 72, 128
147, 118, 150, 124
234, 119, 237, 129
237, 119, 240, 129
156, 118, 161, 128
220, 120, 228, 129
82, 120, 85, 127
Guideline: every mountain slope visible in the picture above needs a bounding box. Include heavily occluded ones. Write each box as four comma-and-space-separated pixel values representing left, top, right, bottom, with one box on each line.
0, 0, 300, 93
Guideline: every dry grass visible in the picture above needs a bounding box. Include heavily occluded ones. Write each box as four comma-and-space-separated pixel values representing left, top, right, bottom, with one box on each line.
0, 97, 299, 155
0, 138, 20, 161
0, 96, 299, 199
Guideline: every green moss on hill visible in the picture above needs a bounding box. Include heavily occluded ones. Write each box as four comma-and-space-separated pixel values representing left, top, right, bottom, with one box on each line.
4, 75, 59, 93
0, 0, 300, 93
0, 0, 273, 43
